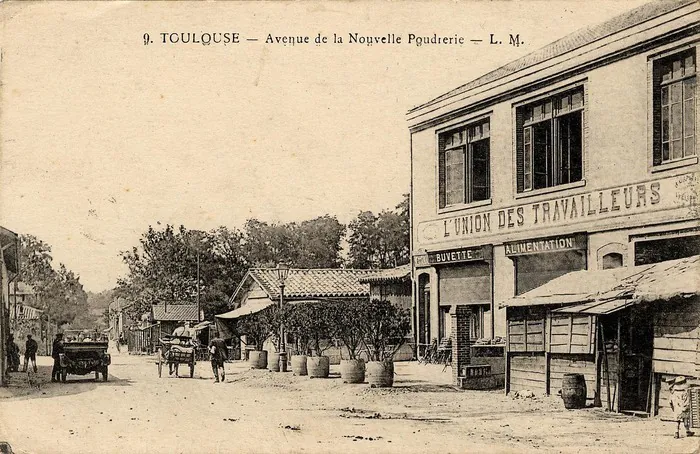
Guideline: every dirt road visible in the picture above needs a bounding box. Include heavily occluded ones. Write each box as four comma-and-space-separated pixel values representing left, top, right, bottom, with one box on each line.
0, 350, 697, 454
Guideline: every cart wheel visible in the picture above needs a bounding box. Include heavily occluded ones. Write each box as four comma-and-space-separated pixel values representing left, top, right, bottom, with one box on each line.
95, 371, 100, 381
157, 349, 163, 378
103, 367, 108, 382
189, 362, 194, 378
60, 368, 67, 383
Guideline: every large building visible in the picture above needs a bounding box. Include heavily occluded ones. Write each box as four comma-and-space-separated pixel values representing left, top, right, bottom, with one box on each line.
408, 0, 699, 413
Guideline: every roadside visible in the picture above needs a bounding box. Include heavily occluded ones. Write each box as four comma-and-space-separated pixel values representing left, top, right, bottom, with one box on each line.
0, 353, 698, 454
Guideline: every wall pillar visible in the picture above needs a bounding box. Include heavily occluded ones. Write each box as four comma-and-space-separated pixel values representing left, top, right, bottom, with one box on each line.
451, 305, 472, 385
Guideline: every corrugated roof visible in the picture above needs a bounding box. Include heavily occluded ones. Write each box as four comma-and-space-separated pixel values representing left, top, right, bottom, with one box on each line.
501, 255, 700, 309
10, 303, 43, 320
248, 268, 372, 299
359, 264, 411, 284
410, 0, 696, 114
151, 304, 201, 321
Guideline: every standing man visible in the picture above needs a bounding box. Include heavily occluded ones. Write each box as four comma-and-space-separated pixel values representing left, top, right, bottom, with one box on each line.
51, 333, 64, 382
23, 334, 38, 373
208, 334, 228, 383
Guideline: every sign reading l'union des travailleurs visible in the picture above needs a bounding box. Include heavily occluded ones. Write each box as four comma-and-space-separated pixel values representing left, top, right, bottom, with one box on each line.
417, 172, 699, 246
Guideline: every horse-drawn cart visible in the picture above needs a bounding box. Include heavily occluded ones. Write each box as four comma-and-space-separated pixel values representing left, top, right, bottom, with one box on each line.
156, 335, 196, 378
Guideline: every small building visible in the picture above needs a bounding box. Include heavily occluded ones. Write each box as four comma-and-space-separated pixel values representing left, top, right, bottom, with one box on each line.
108, 298, 136, 341
151, 303, 202, 338
359, 264, 415, 360
217, 268, 374, 364
501, 255, 699, 417
0, 227, 20, 386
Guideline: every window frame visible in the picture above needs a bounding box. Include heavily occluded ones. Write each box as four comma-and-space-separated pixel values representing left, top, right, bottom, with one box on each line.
436, 116, 492, 212
516, 86, 585, 193
650, 45, 698, 171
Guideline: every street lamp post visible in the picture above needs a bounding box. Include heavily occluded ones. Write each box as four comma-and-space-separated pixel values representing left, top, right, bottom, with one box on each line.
276, 262, 290, 372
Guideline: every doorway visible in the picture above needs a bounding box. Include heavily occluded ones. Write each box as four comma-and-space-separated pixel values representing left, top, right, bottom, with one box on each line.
618, 307, 654, 413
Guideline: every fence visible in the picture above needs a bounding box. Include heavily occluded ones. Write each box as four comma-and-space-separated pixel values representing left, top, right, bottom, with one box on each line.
127, 324, 158, 355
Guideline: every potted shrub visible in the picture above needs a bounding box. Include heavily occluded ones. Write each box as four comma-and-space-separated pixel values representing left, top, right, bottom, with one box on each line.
237, 308, 275, 369
285, 304, 312, 376
297, 302, 334, 378
331, 298, 368, 384
362, 299, 411, 388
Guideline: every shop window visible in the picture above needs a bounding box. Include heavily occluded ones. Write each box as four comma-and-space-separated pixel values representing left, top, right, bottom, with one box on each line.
438, 119, 490, 208
602, 253, 624, 270
634, 234, 700, 265
516, 88, 584, 192
514, 251, 586, 295
652, 49, 696, 165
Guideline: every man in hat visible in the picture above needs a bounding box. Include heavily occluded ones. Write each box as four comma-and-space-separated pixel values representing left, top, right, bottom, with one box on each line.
208, 335, 228, 383
22, 334, 38, 373
51, 333, 64, 382
669, 376, 694, 438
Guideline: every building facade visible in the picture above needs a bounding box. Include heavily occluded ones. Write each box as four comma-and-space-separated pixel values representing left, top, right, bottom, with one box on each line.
408, 0, 699, 397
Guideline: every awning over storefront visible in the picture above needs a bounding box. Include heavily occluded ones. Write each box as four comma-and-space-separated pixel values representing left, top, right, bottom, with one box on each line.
501, 255, 700, 312
216, 300, 275, 319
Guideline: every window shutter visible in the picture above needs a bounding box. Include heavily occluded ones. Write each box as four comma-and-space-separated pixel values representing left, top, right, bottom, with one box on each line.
652, 61, 663, 166
515, 109, 525, 192
438, 136, 446, 208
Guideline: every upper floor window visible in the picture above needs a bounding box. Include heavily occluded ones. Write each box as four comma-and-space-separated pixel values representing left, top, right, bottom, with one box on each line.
438, 119, 490, 208
516, 88, 584, 192
653, 49, 696, 165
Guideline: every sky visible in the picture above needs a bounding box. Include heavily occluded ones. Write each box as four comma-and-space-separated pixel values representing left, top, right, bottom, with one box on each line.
0, 0, 650, 292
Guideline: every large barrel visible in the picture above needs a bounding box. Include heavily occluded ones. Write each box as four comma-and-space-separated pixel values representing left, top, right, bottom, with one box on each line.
307, 356, 330, 378
291, 355, 308, 376
340, 359, 365, 384
561, 373, 587, 409
248, 350, 267, 369
268, 352, 281, 372
366, 361, 394, 388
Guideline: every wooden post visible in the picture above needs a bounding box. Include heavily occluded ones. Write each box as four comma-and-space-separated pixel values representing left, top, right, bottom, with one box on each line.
545, 351, 551, 396
616, 315, 622, 413
505, 309, 510, 395
594, 318, 602, 408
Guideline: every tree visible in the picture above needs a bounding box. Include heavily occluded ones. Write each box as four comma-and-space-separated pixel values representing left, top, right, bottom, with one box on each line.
18, 235, 89, 327
347, 193, 410, 269
361, 299, 411, 362
328, 298, 368, 360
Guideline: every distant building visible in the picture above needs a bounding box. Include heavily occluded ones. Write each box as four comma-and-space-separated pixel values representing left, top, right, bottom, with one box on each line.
150, 303, 202, 338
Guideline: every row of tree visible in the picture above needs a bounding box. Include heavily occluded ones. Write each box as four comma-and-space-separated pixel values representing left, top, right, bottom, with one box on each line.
18, 235, 91, 327
116, 194, 410, 320
236, 299, 411, 362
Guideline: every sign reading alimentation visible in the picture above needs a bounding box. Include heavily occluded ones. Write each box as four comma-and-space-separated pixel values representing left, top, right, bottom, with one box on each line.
503, 233, 586, 256
417, 172, 699, 246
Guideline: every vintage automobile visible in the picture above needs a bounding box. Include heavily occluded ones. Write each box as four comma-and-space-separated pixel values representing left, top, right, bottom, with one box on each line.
59, 335, 111, 382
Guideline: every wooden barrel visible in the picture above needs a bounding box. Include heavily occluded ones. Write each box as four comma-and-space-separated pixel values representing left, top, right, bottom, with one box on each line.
268, 352, 281, 372
307, 356, 330, 378
366, 361, 394, 388
340, 359, 365, 384
248, 350, 267, 369
291, 355, 308, 376
561, 373, 587, 409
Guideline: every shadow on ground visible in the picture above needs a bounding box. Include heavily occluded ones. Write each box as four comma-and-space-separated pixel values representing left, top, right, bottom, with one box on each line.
0, 365, 132, 401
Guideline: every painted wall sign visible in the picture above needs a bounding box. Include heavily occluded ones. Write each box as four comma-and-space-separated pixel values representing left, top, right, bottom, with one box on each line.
417, 172, 699, 247
427, 245, 491, 265
504, 233, 586, 256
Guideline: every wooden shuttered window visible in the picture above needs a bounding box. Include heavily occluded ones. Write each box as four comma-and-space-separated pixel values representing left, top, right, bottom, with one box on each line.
438, 135, 446, 208
507, 307, 545, 353
515, 109, 526, 192
549, 313, 596, 355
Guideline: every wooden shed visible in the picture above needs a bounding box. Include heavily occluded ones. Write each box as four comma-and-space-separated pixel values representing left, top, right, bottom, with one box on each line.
502, 255, 700, 416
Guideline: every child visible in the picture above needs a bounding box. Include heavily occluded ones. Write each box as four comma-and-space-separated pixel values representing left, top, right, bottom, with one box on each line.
669, 376, 694, 439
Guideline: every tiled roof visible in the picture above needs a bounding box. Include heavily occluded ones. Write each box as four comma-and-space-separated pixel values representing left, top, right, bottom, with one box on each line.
151, 304, 201, 321
410, 0, 696, 113
359, 264, 411, 284
248, 268, 373, 299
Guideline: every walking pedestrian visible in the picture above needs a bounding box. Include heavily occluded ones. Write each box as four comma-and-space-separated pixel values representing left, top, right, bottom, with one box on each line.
51, 333, 64, 382
208, 335, 228, 383
670, 376, 694, 439
22, 334, 38, 373
6, 334, 20, 373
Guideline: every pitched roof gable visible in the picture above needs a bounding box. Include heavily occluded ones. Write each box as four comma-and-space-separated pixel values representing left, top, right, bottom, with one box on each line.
151, 304, 201, 321
239, 268, 373, 300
